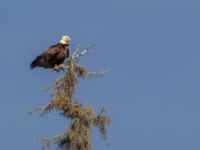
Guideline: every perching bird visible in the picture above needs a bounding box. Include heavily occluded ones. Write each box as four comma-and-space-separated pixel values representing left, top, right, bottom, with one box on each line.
30, 35, 71, 70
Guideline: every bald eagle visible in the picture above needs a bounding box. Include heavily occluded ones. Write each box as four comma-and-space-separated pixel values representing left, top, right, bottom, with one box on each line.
30, 35, 70, 69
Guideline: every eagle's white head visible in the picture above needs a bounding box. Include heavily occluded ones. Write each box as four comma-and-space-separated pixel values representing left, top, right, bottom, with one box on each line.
60, 35, 71, 45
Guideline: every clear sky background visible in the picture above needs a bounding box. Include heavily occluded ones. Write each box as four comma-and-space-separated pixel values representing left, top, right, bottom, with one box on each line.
0, 0, 200, 150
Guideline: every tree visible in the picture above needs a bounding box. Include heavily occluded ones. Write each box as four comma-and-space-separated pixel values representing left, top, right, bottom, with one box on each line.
30, 44, 112, 150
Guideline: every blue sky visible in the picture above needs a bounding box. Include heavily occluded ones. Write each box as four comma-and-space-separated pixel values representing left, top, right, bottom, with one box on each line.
1, 0, 200, 150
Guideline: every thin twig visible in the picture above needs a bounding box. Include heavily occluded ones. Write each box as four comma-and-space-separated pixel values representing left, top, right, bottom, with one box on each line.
87, 68, 110, 77
72, 44, 81, 56
42, 133, 66, 150
41, 77, 65, 92
28, 104, 50, 115
75, 44, 94, 59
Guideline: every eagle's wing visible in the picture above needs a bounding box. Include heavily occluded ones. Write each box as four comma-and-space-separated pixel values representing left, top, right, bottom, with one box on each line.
30, 44, 62, 69
44, 44, 61, 57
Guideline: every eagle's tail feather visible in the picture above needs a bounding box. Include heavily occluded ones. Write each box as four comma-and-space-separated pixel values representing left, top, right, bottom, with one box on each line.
30, 59, 38, 69
30, 56, 43, 69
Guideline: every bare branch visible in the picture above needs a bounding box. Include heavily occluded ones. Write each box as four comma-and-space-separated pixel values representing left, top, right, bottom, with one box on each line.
87, 68, 110, 77
71, 44, 80, 56
75, 44, 94, 59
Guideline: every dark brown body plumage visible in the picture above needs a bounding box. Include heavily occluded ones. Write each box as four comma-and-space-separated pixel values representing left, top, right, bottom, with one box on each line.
30, 43, 69, 69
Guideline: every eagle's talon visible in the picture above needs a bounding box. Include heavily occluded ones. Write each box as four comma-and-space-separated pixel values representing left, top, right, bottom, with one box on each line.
54, 65, 59, 70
